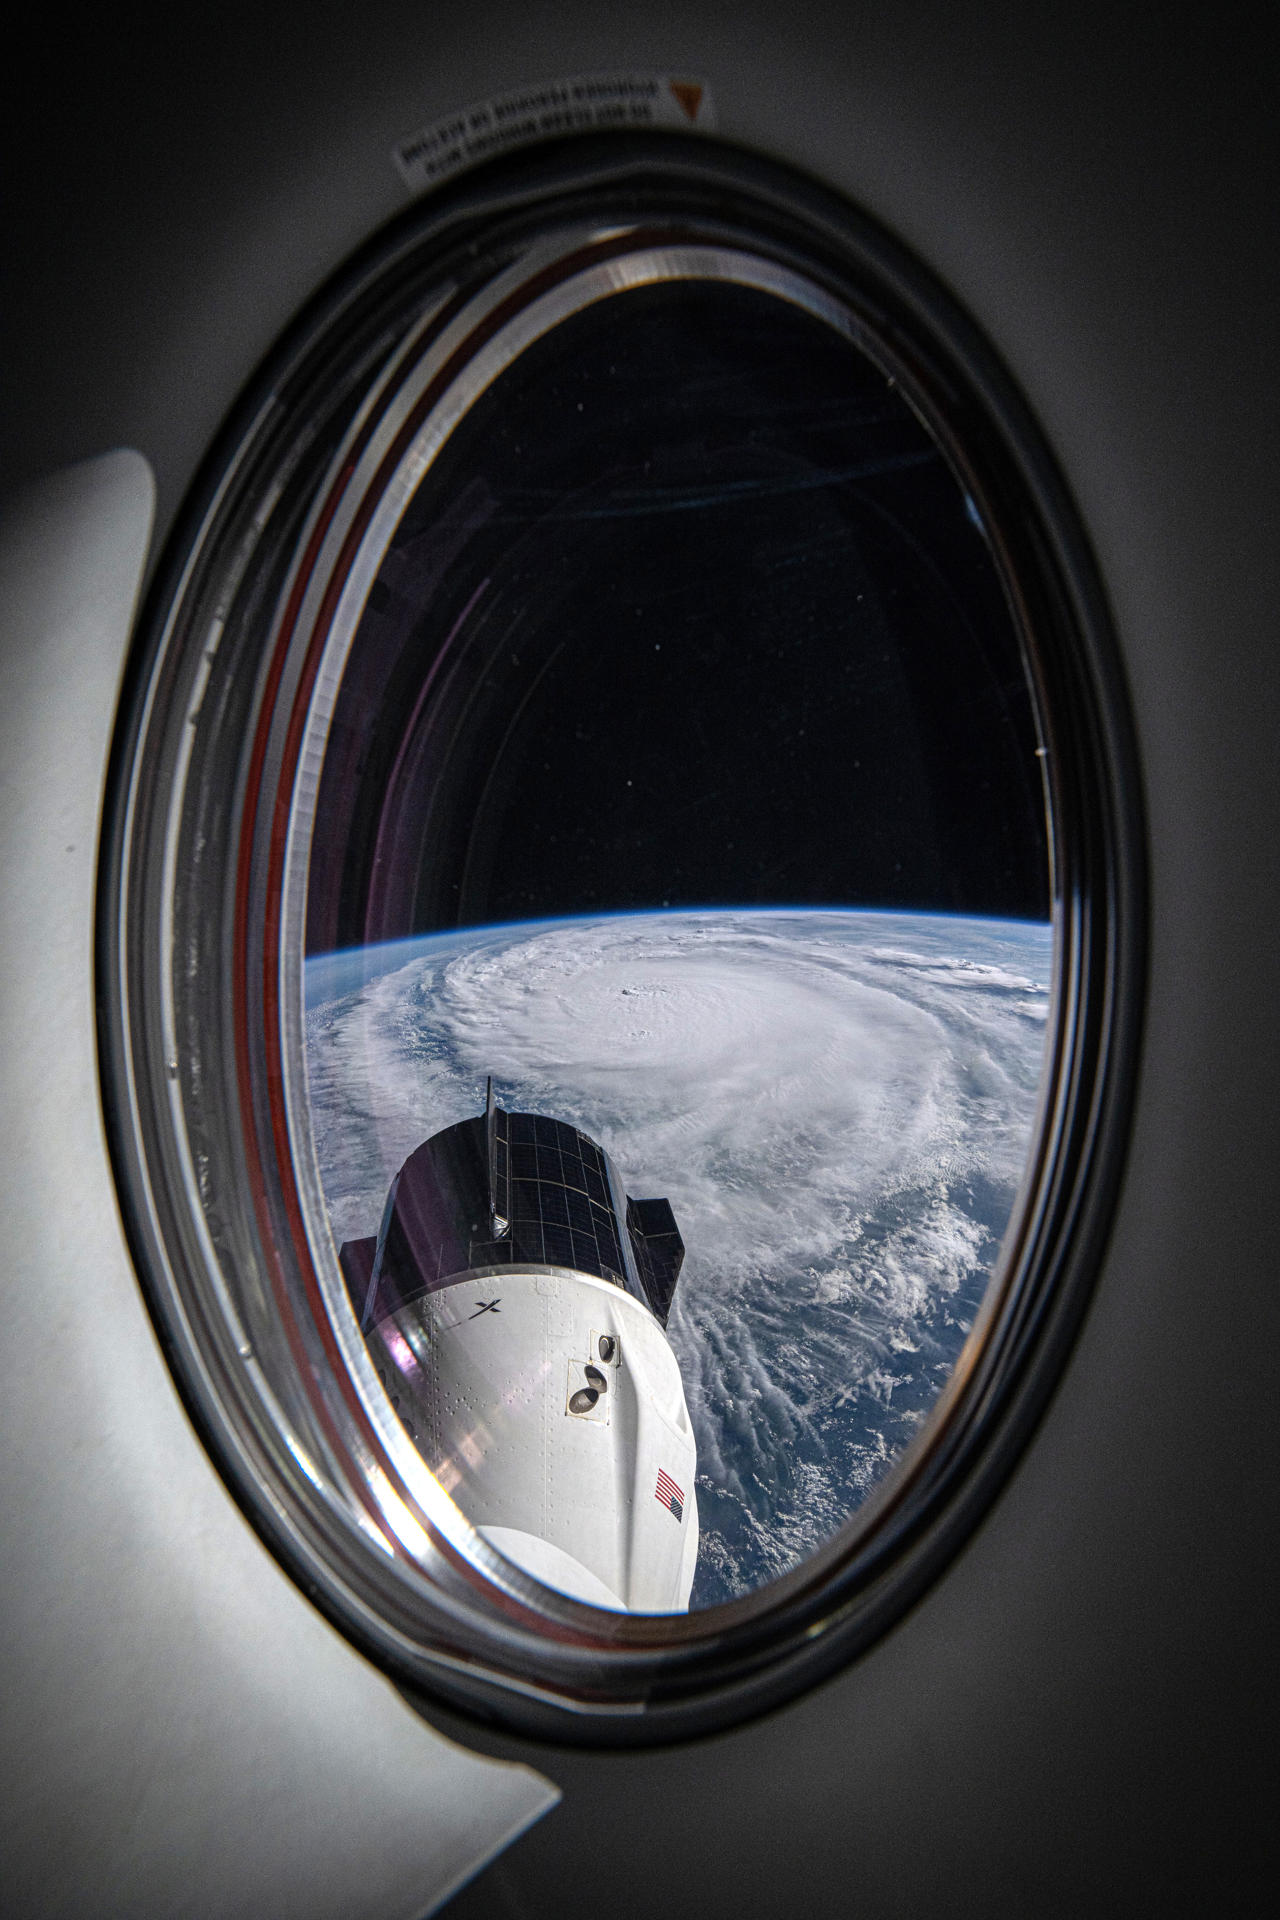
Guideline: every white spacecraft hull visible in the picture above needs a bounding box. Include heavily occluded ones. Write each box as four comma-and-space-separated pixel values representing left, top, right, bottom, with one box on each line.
371, 1264, 699, 1612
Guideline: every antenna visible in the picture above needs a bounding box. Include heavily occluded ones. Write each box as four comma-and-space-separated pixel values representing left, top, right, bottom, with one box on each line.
484, 1076, 508, 1235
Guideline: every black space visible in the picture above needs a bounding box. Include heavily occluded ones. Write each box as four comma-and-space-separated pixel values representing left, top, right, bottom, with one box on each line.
307, 278, 1050, 954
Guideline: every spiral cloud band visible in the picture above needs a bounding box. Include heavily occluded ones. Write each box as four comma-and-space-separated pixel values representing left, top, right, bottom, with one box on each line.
306, 910, 1052, 1603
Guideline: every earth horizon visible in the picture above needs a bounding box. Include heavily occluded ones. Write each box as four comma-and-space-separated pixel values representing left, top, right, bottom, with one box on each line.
304, 907, 1053, 1606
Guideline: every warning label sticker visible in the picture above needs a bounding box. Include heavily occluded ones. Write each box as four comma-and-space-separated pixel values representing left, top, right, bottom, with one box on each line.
394, 73, 717, 196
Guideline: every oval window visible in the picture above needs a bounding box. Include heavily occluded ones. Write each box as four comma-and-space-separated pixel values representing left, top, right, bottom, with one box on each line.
102, 136, 1142, 1736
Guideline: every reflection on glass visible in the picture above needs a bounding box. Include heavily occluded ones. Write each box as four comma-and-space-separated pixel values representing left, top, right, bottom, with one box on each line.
293, 253, 1054, 1611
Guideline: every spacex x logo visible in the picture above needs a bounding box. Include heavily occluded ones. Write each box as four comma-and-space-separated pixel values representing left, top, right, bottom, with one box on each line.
655, 1468, 684, 1523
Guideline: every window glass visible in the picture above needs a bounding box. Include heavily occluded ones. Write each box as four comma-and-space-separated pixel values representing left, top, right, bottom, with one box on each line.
297, 264, 1052, 1607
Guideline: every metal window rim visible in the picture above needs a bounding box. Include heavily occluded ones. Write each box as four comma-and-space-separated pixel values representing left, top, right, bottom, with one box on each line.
97, 131, 1146, 1745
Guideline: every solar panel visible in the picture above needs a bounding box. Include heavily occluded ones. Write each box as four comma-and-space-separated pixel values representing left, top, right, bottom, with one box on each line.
340, 1095, 685, 1324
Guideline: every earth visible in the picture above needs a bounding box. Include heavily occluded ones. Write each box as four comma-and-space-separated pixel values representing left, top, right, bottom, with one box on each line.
304, 908, 1052, 1607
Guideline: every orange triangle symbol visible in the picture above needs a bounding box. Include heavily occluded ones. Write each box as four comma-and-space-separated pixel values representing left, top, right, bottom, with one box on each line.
669, 80, 704, 123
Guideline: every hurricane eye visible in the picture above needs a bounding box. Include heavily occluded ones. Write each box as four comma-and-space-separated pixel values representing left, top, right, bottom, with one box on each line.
105, 137, 1140, 1738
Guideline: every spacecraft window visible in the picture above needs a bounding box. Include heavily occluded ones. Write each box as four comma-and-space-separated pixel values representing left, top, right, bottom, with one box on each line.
102, 135, 1142, 1741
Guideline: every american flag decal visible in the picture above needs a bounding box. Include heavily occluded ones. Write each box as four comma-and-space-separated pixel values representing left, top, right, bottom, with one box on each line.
655, 1468, 684, 1523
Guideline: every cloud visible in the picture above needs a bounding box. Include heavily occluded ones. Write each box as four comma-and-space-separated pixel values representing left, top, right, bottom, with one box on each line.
305, 908, 1052, 1601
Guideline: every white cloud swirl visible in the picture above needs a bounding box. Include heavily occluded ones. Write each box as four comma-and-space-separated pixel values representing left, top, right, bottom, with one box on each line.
305, 909, 1052, 1602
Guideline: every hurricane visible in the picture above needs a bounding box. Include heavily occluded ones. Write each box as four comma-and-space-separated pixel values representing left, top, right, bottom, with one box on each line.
304, 908, 1053, 1605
